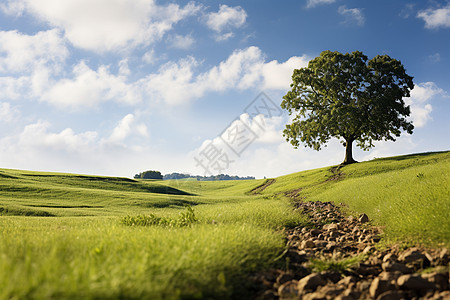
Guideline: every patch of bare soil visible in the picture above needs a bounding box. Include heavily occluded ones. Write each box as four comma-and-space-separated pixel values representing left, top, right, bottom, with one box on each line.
284, 188, 303, 200
250, 179, 276, 194
326, 165, 345, 182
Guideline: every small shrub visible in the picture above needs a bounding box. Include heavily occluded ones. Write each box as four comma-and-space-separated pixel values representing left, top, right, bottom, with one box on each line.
121, 206, 197, 228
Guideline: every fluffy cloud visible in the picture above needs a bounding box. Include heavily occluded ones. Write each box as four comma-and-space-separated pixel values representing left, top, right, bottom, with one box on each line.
0, 29, 68, 103
168, 34, 195, 49
261, 56, 309, 90
0, 118, 187, 177
0, 76, 29, 99
142, 49, 157, 64
0, 102, 20, 123
109, 114, 148, 143
306, 0, 336, 9
404, 82, 446, 128
417, 4, 450, 29
42, 61, 141, 109
143, 46, 308, 105
18, 120, 98, 152
338, 6, 365, 26
399, 4, 416, 19
191, 113, 285, 176
206, 5, 247, 41
191, 112, 346, 177
1, 0, 202, 52
0, 29, 67, 74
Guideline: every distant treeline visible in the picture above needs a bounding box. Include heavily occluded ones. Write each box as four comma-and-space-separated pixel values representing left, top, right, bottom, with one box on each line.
134, 171, 255, 181
163, 173, 255, 181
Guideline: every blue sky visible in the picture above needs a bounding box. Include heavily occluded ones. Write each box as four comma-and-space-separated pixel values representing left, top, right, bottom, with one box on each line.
0, 0, 449, 178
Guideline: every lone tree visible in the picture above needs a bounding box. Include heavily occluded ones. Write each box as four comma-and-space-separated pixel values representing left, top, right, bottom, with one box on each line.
281, 50, 414, 164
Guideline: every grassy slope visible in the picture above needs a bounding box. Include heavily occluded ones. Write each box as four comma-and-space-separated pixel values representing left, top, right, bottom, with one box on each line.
0, 151, 448, 298
261, 151, 450, 247
0, 169, 305, 299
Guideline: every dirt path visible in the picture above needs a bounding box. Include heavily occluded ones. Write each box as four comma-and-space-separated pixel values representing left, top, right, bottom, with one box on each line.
250, 179, 276, 194
254, 201, 449, 299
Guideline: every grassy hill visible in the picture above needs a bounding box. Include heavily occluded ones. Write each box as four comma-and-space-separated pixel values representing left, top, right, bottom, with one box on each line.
0, 151, 448, 299
260, 151, 450, 246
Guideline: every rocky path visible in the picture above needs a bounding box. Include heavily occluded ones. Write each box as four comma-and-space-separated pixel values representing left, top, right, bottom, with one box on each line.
255, 201, 449, 300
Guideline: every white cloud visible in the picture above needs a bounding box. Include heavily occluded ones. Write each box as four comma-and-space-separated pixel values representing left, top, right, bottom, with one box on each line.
142, 49, 157, 64
142, 56, 201, 106
192, 113, 286, 176
168, 34, 195, 49
417, 4, 450, 29
142, 46, 262, 105
1, 0, 202, 52
0, 102, 20, 123
42, 61, 141, 109
399, 3, 416, 19
0, 29, 68, 74
142, 46, 309, 105
191, 113, 345, 177
118, 59, 131, 76
261, 56, 309, 90
19, 120, 98, 152
338, 6, 365, 26
306, 0, 336, 9
109, 114, 148, 142
0, 119, 183, 177
0, 1, 25, 16
0, 76, 29, 100
199, 46, 264, 91
404, 82, 447, 128
427, 53, 441, 63
206, 5, 247, 41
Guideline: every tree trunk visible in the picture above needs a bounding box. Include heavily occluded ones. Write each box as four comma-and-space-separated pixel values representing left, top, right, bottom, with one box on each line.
342, 137, 357, 165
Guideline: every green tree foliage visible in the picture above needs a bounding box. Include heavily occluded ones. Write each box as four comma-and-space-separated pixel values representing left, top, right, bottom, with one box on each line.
281, 50, 414, 164
134, 170, 163, 180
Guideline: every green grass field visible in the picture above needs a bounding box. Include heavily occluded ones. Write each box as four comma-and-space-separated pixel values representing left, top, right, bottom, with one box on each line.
0, 151, 448, 299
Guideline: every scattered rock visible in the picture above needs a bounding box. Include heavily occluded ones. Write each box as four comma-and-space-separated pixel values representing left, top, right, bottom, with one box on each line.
320, 270, 341, 284
277, 280, 298, 299
369, 278, 393, 299
323, 223, 339, 231
382, 253, 397, 263
381, 262, 412, 273
297, 273, 326, 293
377, 290, 405, 300
254, 200, 450, 300
397, 274, 435, 291
358, 213, 369, 223
422, 272, 449, 291
439, 248, 449, 265
301, 239, 316, 249
276, 272, 294, 286
310, 228, 322, 236
399, 248, 430, 268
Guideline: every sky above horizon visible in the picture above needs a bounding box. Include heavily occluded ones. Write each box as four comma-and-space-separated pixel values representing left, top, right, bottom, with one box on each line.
0, 0, 449, 179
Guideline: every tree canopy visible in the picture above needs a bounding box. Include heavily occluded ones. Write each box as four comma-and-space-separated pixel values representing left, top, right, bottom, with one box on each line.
134, 170, 163, 180
281, 50, 414, 164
